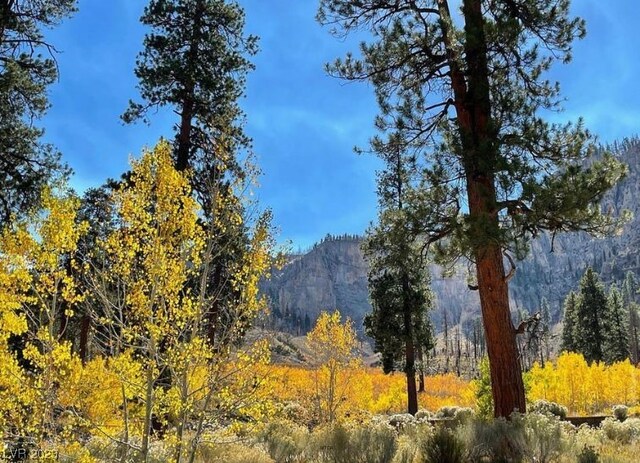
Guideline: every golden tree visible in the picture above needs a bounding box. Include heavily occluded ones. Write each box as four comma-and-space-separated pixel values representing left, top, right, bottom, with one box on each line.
307, 311, 360, 423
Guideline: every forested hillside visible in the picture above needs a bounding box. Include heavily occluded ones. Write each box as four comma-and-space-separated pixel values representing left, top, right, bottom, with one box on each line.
262, 138, 640, 335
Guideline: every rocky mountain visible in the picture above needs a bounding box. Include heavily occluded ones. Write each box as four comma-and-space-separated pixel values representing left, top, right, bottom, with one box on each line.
261, 138, 640, 334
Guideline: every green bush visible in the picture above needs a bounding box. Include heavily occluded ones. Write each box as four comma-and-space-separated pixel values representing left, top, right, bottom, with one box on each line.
349, 423, 397, 463
464, 415, 526, 463
420, 425, 465, 463
529, 400, 568, 420
613, 405, 629, 422
308, 422, 397, 463
576, 446, 600, 463
389, 413, 417, 430
435, 406, 474, 427
522, 412, 565, 463
475, 358, 494, 419
415, 409, 431, 421
259, 420, 308, 462
600, 417, 640, 445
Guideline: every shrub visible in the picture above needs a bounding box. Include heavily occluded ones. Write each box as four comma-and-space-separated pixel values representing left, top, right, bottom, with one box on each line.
612, 404, 629, 422
464, 415, 526, 463
349, 423, 397, 463
282, 402, 311, 427
389, 413, 417, 430
435, 406, 474, 428
600, 417, 640, 444
576, 446, 599, 463
393, 434, 419, 463
197, 443, 274, 463
420, 425, 465, 463
415, 409, 431, 421
309, 424, 351, 463
522, 412, 565, 463
259, 420, 308, 463
529, 400, 568, 420
308, 422, 397, 463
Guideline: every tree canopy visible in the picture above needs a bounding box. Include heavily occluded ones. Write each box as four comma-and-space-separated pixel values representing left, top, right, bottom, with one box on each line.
318, 0, 627, 416
0, 0, 77, 223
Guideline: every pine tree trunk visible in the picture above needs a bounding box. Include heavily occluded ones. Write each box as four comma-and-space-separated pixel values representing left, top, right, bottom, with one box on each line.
474, 241, 526, 416
417, 347, 425, 393
436, 0, 526, 417
402, 273, 418, 415
176, 96, 194, 171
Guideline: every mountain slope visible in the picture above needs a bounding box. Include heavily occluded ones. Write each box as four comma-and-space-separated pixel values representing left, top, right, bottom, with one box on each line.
261, 138, 640, 334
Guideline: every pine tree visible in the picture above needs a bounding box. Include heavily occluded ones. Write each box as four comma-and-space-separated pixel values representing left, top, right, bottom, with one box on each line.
0, 0, 76, 224
123, 0, 257, 196
363, 137, 435, 415
318, 0, 627, 416
604, 284, 629, 364
561, 292, 579, 353
575, 268, 607, 363
629, 304, 640, 364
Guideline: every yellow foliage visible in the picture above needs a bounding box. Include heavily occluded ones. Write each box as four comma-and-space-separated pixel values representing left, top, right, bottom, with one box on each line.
266, 364, 475, 418
526, 352, 640, 415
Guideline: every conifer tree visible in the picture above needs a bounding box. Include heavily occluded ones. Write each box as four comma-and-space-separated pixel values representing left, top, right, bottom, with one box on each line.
318, 0, 626, 416
0, 0, 77, 223
123, 0, 258, 211
561, 291, 577, 351
622, 271, 640, 363
604, 284, 629, 364
574, 268, 607, 363
363, 136, 435, 415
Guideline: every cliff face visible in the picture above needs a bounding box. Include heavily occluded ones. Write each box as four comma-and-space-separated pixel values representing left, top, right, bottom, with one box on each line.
262, 138, 640, 333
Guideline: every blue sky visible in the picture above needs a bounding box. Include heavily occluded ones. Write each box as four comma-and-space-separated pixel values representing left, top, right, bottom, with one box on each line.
42, 0, 640, 250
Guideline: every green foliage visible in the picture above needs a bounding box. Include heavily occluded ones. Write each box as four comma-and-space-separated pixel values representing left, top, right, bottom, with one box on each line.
421, 426, 465, 463
576, 446, 600, 463
562, 291, 580, 353
464, 416, 526, 463
563, 269, 632, 364
363, 133, 435, 414
522, 412, 565, 463
475, 358, 494, 419
604, 285, 630, 363
613, 405, 629, 422
0, 0, 76, 223
259, 420, 308, 463
575, 268, 608, 362
123, 0, 257, 199
529, 400, 568, 420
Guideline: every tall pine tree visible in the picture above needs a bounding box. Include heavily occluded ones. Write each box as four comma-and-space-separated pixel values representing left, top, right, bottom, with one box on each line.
604, 284, 629, 364
318, 0, 626, 416
363, 135, 435, 415
0, 0, 76, 223
123, 0, 258, 209
574, 268, 607, 363
561, 291, 579, 353
622, 271, 640, 363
